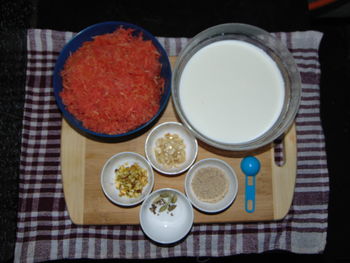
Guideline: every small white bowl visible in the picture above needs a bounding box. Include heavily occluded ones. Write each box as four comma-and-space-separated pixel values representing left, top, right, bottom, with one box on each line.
100, 152, 154, 207
145, 122, 198, 175
140, 188, 194, 244
184, 158, 238, 213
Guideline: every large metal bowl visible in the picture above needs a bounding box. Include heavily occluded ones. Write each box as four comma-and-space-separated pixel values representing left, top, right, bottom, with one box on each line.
172, 23, 301, 151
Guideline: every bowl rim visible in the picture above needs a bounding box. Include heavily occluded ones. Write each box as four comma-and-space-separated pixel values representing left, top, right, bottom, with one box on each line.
184, 157, 239, 213
171, 23, 301, 151
144, 121, 198, 175
53, 21, 172, 139
139, 187, 194, 244
100, 151, 155, 207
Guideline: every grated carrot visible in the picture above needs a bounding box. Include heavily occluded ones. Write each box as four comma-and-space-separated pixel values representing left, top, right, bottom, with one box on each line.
60, 27, 164, 134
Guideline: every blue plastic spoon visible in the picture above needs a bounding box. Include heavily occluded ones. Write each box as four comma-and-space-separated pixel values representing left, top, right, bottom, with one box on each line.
241, 156, 261, 213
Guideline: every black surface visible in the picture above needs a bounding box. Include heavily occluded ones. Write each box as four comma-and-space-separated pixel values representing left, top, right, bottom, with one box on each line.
0, 1, 34, 262
36, 0, 310, 36
1, 0, 350, 262
318, 22, 350, 262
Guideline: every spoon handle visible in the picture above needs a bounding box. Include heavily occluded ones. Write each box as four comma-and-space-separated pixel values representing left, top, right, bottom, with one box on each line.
245, 175, 256, 213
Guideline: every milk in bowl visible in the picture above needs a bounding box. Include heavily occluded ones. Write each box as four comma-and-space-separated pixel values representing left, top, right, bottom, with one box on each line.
178, 40, 285, 144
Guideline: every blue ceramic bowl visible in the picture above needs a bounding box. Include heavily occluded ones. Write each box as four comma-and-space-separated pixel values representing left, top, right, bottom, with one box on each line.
53, 21, 171, 141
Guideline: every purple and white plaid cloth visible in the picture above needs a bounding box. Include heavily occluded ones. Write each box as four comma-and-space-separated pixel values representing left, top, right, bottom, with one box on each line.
15, 29, 328, 263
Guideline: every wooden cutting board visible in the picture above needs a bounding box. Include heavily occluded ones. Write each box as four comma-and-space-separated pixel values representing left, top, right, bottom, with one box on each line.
60, 57, 297, 225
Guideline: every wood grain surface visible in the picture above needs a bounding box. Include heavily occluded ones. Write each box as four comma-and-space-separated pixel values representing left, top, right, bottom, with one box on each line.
60, 56, 296, 225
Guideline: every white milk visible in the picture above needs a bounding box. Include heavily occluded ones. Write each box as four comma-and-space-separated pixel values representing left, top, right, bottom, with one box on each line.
179, 40, 285, 144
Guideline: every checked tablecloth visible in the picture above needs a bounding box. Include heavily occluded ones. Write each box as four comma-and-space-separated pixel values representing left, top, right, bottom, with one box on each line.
15, 29, 328, 263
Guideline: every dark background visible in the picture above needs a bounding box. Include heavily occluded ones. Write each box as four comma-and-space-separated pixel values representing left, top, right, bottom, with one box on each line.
1, 0, 350, 262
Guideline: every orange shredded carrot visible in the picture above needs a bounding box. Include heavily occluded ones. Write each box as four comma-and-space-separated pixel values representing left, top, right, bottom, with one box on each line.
60, 27, 164, 134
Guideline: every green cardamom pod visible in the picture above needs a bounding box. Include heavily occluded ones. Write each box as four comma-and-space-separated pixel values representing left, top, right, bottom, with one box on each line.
159, 204, 168, 213
168, 204, 177, 212
170, 194, 177, 203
